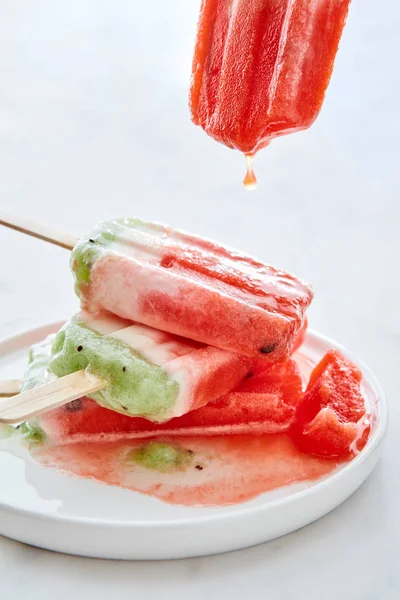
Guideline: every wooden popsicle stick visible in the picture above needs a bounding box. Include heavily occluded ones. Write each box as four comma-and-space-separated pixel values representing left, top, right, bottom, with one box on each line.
0, 371, 106, 424
0, 210, 78, 251
0, 379, 22, 398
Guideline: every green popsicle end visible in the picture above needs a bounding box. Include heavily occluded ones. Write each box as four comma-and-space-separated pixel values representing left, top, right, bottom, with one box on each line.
50, 315, 180, 421
70, 221, 120, 296
70, 217, 160, 297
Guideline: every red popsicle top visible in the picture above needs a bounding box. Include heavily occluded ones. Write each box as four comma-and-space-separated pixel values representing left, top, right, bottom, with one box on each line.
190, 0, 351, 156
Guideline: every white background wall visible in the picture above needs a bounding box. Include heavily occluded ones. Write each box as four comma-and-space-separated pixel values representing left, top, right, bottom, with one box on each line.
0, 1, 399, 598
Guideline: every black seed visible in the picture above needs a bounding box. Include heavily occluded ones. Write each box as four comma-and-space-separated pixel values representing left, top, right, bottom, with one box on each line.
15, 424, 21, 430
122, 366, 126, 372
89, 238, 95, 243
195, 464, 203, 471
65, 399, 83, 412
260, 344, 276, 355
122, 406, 128, 411
187, 449, 194, 455
77, 345, 83, 352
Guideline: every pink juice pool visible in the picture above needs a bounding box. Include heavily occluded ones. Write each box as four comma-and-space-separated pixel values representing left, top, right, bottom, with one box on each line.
24, 331, 371, 507
31, 433, 338, 507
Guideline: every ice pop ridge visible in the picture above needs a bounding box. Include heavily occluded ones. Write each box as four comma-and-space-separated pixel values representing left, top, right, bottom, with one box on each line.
50, 310, 251, 422
71, 218, 313, 360
190, 0, 351, 154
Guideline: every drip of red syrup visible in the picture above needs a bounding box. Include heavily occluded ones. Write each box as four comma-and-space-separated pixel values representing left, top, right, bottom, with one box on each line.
243, 154, 257, 190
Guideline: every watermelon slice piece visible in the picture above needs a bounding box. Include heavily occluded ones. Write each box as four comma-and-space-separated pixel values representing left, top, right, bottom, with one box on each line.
290, 349, 370, 458
37, 359, 303, 444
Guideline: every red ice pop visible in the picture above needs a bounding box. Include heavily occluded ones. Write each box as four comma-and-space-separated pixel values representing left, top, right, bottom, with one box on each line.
190, 0, 351, 155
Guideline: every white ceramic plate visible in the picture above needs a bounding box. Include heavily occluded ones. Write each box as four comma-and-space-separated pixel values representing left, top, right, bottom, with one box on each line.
0, 323, 387, 560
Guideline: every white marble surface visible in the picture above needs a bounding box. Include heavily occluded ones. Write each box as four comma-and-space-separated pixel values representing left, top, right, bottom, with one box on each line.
0, 0, 398, 597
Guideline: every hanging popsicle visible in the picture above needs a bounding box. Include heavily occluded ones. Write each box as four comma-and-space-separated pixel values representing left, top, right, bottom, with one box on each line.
189, 0, 351, 188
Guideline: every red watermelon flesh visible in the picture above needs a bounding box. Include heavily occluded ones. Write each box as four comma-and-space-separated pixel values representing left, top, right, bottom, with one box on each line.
290, 349, 370, 458
37, 359, 303, 445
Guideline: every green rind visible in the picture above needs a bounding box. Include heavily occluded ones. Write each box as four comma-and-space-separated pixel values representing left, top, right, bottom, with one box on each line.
50, 315, 179, 421
19, 422, 46, 444
22, 335, 55, 393
0, 424, 16, 439
70, 218, 145, 297
127, 441, 194, 473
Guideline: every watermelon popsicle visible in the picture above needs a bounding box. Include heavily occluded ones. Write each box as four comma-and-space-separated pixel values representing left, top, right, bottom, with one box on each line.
50, 310, 252, 423
71, 217, 313, 360
22, 338, 303, 444
190, 0, 351, 166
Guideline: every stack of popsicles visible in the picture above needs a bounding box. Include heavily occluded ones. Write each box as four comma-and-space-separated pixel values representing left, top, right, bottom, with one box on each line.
10, 0, 364, 460
17, 217, 369, 460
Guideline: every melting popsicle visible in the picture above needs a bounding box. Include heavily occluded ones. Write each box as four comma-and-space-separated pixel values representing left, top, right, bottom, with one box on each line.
71, 217, 313, 361
50, 310, 251, 423
22, 337, 303, 444
190, 0, 351, 181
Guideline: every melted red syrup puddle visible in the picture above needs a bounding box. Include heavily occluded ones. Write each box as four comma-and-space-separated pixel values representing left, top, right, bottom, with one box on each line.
31, 434, 342, 507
